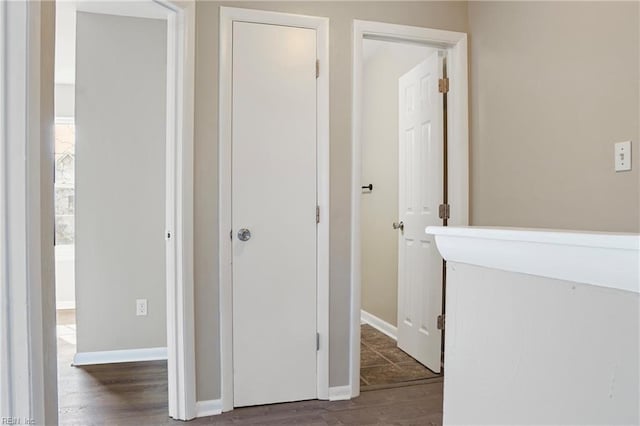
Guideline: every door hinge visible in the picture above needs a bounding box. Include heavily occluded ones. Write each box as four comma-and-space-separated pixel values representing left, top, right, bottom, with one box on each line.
438, 77, 449, 93
437, 314, 445, 330
316, 332, 320, 351
316, 59, 319, 79
316, 205, 320, 224
438, 203, 450, 220
166, 231, 172, 240
230, 229, 233, 240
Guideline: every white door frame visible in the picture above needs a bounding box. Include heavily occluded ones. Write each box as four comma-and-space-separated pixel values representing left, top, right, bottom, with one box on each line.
219, 6, 330, 412
350, 20, 469, 398
75, 0, 198, 420
0, 0, 197, 422
156, 1, 197, 420
1, 1, 49, 421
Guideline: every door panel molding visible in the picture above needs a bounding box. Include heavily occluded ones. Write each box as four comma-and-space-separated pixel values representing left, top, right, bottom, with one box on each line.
351, 20, 469, 398
396, 53, 444, 372
219, 6, 330, 413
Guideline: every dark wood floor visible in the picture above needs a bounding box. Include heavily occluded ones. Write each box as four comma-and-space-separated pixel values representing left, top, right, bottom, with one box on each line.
57, 312, 443, 425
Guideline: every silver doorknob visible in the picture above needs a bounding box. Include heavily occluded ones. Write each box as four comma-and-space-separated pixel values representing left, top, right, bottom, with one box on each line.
237, 228, 252, 241
392, 221, 404, 231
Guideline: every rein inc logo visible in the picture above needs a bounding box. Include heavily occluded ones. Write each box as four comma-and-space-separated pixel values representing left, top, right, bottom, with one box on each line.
1, 418, 35, 425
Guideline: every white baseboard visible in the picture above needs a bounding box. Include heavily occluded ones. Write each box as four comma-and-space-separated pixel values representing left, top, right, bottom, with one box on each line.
73, 347, 167, 366
56, 301, 75, 310
195, 399, 222, 417
328, 385, 352, 401
360, 310, 397, 340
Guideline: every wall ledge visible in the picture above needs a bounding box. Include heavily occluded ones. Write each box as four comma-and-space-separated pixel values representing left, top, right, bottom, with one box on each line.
426, 226, 640, 294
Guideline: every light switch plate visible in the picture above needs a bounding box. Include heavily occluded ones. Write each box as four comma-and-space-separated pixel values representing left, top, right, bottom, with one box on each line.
615, 141, 632, 172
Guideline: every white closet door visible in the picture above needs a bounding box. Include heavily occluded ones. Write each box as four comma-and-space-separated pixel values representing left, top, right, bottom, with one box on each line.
231, 21, 318, 407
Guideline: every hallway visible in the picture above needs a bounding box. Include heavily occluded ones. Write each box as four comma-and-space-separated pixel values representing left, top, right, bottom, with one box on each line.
57, 311, 443, 425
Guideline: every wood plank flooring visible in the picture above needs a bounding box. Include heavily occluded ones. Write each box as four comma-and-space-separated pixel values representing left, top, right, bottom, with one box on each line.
58, 313, 443, 425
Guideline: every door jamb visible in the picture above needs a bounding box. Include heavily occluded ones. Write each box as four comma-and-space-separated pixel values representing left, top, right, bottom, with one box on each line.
218, 6, 330, 412
350, 20, 469, 398
0, 1, 50, 421
156, 1, 197, 420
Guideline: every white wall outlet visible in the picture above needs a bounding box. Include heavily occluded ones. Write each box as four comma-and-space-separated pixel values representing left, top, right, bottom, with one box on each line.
136, 299, 148, 316
615, 141, 632, 172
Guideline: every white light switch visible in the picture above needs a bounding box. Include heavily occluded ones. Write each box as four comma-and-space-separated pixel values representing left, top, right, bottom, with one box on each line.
136, 299, 148, 316
615, 141, 632, 172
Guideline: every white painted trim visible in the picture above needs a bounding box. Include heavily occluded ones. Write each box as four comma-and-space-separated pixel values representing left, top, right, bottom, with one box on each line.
427, 226, 640, 294
195, 399, 223, 418
1, 1, 49, 421
0, 2, 5, 406
0, 0, 9, 414
427, 226, 640, 250
157, 0, 197, 421
219, 7, 330, 412
360, 310, 397, 341
73, 347, 168, 366
56, 302, 76, 311
328, 386, 353, 401
350, 20, 469, 400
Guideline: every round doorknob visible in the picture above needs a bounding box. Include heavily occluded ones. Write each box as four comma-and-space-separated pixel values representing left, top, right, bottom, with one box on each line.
237, 228, 252, 241
392, 221, 404, 231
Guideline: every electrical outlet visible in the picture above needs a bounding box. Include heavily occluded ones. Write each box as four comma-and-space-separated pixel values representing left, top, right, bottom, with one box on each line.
136, 299, 148, 316
615, 141, 632, 172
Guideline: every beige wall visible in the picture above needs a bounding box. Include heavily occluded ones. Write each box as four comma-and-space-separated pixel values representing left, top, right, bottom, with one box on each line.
75, 13, 167, 353
468, 1, 640, 232
193, 1, 468, 400
361, 40, 435, 327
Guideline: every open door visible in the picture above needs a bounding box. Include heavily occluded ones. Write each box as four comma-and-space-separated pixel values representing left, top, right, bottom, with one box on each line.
396, 51, 444, 373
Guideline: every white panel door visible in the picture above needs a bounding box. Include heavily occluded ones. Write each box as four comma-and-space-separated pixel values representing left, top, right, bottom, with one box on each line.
397, 51, 444, 372
232, 21, 318, 407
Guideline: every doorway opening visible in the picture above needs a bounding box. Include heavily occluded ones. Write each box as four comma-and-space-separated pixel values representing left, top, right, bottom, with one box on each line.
53, 0, 196, 422
350, 21, 469, 398
359, 38, 444, 391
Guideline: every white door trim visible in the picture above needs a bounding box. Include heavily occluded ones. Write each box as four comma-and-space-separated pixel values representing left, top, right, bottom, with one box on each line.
219, 6, 330, 413
1, 0, 197, 422
350, 20, 469, 398
1, 1, 48, 421
156, 1, 197, 420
